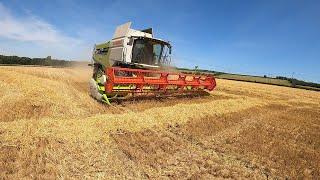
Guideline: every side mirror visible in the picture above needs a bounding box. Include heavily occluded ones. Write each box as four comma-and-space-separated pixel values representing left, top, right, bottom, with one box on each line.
169, 46, 172, 54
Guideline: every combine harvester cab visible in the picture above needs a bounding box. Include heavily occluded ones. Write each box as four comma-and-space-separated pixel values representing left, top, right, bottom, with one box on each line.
89, 22, 216, 104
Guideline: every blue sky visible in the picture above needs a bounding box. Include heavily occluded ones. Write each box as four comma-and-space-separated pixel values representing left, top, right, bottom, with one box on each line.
0, 0, 319, 83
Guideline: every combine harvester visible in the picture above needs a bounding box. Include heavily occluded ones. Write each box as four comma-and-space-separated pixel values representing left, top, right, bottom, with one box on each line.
89, 22, 216, 104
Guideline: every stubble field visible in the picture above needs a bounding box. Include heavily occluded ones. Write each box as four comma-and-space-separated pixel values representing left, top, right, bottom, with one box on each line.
0, 65, 319, 179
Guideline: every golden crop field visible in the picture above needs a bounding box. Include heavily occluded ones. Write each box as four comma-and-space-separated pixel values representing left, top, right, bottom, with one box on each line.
0, 65, 319, 179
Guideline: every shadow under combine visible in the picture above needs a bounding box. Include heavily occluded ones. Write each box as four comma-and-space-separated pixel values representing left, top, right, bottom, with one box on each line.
110, 91, 211, 105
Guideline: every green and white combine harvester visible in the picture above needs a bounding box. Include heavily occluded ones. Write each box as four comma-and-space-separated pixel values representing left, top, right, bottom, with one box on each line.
89, 22, 216, 104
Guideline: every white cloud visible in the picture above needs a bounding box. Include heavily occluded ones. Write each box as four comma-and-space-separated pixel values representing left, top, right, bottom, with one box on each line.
0, 3, 77, 44
0, 3, 90, 60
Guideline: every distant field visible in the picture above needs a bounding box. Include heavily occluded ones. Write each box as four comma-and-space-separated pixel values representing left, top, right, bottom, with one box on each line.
179, 68, 319, 91
0, 65, 319, 179
215, 73, 292, 86
295, 85, 320, 91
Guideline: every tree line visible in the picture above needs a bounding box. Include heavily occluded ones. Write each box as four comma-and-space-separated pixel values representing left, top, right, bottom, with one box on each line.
0, 55, 74, 67
275, 76, 320, 88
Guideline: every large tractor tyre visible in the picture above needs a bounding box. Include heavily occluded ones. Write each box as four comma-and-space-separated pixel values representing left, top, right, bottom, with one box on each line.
89, 78, 103, 101
92, 64, 105, 80
89, 64, 105, 102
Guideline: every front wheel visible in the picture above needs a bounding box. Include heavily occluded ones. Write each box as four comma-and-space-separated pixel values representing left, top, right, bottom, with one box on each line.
92, 64, 105, 80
